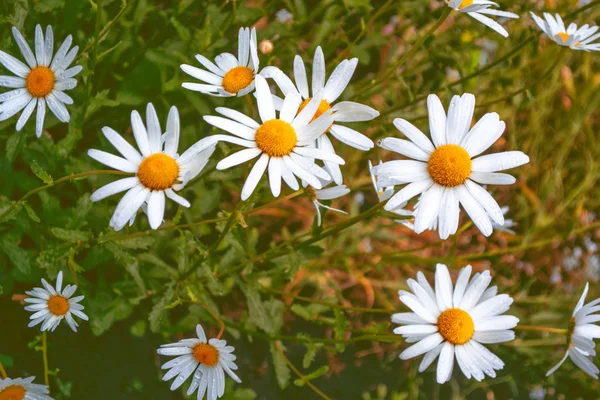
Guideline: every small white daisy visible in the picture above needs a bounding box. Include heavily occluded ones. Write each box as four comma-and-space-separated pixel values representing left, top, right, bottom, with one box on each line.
369, 160, 414, 229
261, 46, 378, 184
181, 27, 259, 97
530, 12, 600, 51
24, 271, 88, 332
445, 0, 519, 38
372, 93, 529, 239
88, 103, 216, 231
305, 180, 350, 226
547, 283, 600, 379
0, 25, 81, 137
201, 75, 344, 200
393, 264, 518, 384
157, 324, 241, 400
0, 376, 52, 400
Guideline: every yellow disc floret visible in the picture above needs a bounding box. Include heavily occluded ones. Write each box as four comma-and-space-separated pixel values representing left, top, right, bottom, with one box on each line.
437, 308, 475, 345
297, 98, 332, 123
222, 66, 254, 95
26, 66, 55, 98
0, 385, 26, 400
254, 119, 297, 157
137, 153, 180, 191
427, 144, 472, 187
458, 0, 473, 9
192, 343, 220, 367
47, 295, 70, 316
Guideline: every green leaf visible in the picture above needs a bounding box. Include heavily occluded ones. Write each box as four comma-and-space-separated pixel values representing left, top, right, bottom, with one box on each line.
241, 282, 284, 334
30, 160, 53, 184
0, 236, 31, 274
149, 284, 176, 333
5, 132, 25, 163
35, 0, 63, 12
51, 227, 92, 243
333, 308, 348, 352
302, 341, 322, 369
85, 89, 121, 118
291, 303, 330, 322
270, 342, 291, 390
130, 320, 146, 337
23, 202, 40, 223
294, 365, 329, 387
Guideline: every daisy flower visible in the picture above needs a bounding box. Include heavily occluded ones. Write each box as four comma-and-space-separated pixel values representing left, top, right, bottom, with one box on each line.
445, 0, 519, 38
372, 93, 529, 239
530, 12, 600, 51
547, 283, 600, 379
201, 75, 344, 200
0, 376, 52, 400
88, 103, 216, 231
181, 27, 258, 97
393, 264, 518, 384
369, 160, 414, 229
305, 180, 350, 226
261, 46, 378, 184
24, 271, 88, 332
0, 25, 81, 137
157, 324, 241, 400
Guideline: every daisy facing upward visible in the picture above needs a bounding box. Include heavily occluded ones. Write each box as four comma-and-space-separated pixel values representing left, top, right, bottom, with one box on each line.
0, 25, 81, 137
0, 376, 52, 400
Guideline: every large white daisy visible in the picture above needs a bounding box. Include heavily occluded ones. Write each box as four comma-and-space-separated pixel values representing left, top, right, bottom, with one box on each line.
157, 324, 241, 400
24, 271, 88, 332
547, 283, 600, 379
530, 12, 600, 52
181, 27, 259, 97
88, 103, 216, 231
201, 74, 344, 200
0, 377, 52, 400
0, 25, 81, 137
445, 0, 519, 38
393, 264, 518, 384
372, 93, 529, 239
261, 46, 378, 184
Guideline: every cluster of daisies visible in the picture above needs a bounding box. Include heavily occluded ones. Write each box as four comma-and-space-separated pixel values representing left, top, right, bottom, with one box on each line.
2, 2, 600, 398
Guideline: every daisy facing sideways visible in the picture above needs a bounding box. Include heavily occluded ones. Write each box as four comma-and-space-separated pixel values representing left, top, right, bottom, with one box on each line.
261, 46, 378, 184
0, 376, 52, 400
201, 75, 344, 200
546, 283, 600, 379
445, 0, 519, 38
88, 103, 216, 231
24, 271, 88, 332
372, 93, 529, 239
530, 12, 600, 52
393, 264, 518, 384
305, 180, 350, 226
181, 27, 259, 97
157, 324, 241, 400
0, 25, 81, 137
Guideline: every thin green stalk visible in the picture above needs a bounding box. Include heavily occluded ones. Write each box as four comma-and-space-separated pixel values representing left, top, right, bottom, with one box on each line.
516, 325, 567, 334
42, 332, 49, 388
0, 360, 7, 379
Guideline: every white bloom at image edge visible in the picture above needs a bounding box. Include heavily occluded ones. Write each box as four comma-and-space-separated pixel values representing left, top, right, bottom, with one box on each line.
393, 264, 518, 384
157, 324, 241, 400
372, 93, 529, 239
0, 376, 52, 400
546, 283, 600, 379
87, 103, 216, 231
446, 0, 519, 38
201, 74, 345, 200
530, 12, 600, 51
24, 271, 88, 332
0, 25, 82, 137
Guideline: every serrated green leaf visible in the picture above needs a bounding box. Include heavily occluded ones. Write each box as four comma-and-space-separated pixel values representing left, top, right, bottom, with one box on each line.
270, 342, 291, 390
5, 132, 25, 163
23, 202, 40, 223
30, 160, 53, 184
0, 236, 31, 274
302, 341, 322, 369
51, 227, 92, 242
149, 284, 175, 333
294, 365, 329, 387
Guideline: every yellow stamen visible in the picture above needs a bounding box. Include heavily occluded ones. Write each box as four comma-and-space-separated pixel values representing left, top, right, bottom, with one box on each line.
254, 119, 297, 157
26, 66, 55, 98
222, 66, 254, 95
427, 144, 472, 187
192, 343, 219, 367
555, 32, 580, 46
437, 308, 475, 345
297, 98, 332, 123
47, 295, 70, 316
0, 385, 25, 400
137, 153, 180, 191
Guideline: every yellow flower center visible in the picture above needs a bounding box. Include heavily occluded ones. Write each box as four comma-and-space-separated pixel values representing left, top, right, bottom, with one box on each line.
437, 308, 475, 345
0, 385, 25, 400
221, 66, 254, 95
555, 32, 580, 46
254, 119, 297, 157
192, 343, 219, 367
297, 98, 332, 123
47, 295, 70, 316
137, 153, 180, 191
458, 0, 473, 9
427, 144, 472, 187
26, 66, 55, 98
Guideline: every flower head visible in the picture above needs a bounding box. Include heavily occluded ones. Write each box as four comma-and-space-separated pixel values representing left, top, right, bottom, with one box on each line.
445, 0, 519, 37
530, 12, 600, 51
393, 264, 518, 383
88, 103, 216, 231
305, 179, 350, 226
0, 25, 81, 137
546, 283, 600, 379
24, 271, 88, 332
0, 377, 52, 400
157, 324, 241, 399
181, 27, 259, 97
372, 93, 529, 239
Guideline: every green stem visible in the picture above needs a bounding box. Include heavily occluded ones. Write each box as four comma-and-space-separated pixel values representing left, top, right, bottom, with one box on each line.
516, 325, 567, 334
0, 359, 7, 379
210, 200, 246, 254
42, 332, 49, 388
